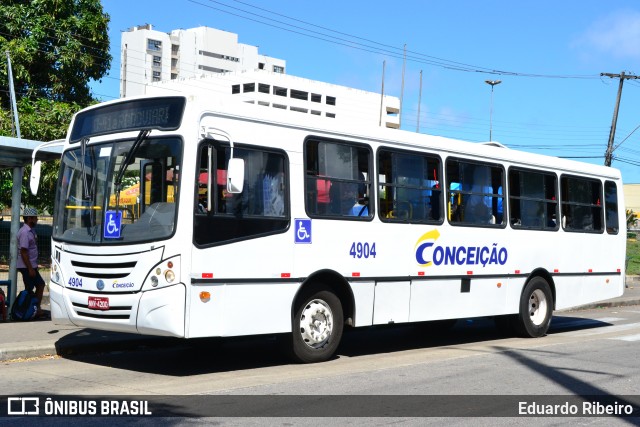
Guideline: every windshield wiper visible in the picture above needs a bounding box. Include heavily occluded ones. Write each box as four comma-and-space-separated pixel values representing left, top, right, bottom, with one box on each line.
113, 130, 151, 206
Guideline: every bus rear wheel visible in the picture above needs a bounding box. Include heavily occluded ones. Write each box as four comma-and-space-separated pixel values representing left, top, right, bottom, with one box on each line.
515, 277, 553, 338
290, 289, 343, 363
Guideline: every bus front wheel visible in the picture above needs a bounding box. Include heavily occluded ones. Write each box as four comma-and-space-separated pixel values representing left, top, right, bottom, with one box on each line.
515, 277, 553, 338
290, 289, 344, 363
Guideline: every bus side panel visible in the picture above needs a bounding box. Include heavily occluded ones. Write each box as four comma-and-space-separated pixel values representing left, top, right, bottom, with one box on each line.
186, 282, 298, 338
350, 281, 375, 327
137, 283, 186, 337
409, 278, 508, 322
554, 274, 624, 311
373, 281, 410, 324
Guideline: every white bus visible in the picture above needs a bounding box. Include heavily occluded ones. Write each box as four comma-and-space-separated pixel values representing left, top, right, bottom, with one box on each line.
35, 94, 625, 363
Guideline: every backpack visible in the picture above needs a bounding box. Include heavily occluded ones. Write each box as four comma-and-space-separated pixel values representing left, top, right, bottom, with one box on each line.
10, 290, 39, 321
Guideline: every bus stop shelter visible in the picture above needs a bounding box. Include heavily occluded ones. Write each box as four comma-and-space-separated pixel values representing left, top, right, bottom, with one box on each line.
0, 136, 62, 307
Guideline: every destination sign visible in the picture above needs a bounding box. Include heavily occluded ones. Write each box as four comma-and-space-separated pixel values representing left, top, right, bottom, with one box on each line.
70, 96, 186, 142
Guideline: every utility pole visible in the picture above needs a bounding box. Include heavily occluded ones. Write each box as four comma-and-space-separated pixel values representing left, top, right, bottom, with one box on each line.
601, 71, 640, 166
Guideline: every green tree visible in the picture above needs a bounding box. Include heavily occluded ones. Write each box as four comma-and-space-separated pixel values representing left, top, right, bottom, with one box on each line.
0, 0, 111, 213
0, 0, 111, 107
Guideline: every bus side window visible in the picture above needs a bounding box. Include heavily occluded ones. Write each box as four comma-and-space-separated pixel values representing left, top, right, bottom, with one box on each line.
447, 159, 504, 227
605, 180, 619, 234
560, 175, 603, 233
304, 139, 372, 220
378, 148, 442, 223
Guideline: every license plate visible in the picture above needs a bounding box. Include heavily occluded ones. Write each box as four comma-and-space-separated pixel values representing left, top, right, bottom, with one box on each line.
88, 296, 109, 311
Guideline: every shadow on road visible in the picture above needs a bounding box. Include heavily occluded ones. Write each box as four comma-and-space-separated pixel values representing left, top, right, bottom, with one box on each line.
57, 314, 614, 376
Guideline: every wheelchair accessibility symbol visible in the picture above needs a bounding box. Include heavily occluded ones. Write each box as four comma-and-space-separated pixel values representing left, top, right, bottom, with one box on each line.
294, 219, 312, 244
104, 210, 122, 239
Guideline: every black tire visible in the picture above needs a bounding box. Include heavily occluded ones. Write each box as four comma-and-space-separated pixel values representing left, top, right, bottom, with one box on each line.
290, 289, 343, 363
514, 277, 553, 338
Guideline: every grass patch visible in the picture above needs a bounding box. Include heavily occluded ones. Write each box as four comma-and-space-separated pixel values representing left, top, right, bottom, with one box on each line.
627, 238, 640, 275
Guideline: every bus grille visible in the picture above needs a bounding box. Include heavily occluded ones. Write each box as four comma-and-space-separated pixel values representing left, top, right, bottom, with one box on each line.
70, 259, 137, 279
72, 302, 132, 320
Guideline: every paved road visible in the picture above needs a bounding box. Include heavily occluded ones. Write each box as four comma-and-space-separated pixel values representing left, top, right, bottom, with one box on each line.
2, 305, 640, 425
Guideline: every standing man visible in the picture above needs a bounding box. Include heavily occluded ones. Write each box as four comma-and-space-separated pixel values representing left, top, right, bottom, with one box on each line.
17, 207, 46, 318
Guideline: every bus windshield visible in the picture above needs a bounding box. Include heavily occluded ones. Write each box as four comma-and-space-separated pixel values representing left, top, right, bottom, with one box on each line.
53, 136, 182, 244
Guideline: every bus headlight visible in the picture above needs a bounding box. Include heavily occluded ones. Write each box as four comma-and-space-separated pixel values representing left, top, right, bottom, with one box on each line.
143, 255, 181, 291
51, 262, 61, 284
165, 270, 175, 283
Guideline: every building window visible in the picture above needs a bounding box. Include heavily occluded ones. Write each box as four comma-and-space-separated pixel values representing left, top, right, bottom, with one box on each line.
311, 110, 321, 116
152, 71, 161, 82
273, 65, 285, 73
258, 83, 270, 94
153, 55, 161, 67
326, 113, 336, 118
259, 63, 265, 70
311, 93, 322, 103
232, 84, 240, 94
326, 96, 336, 106
274, 86, 287, 97
291, 106, 308, 113
273, 104, 286, 109
243, 83, 255, 93
291, 89, 308, 101
171, 44, 179, 55
147, 39, 162, 51
171, 73, 178, 80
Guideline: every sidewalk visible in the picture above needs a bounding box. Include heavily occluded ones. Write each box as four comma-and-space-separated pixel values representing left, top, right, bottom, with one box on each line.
1, 280, 640, 362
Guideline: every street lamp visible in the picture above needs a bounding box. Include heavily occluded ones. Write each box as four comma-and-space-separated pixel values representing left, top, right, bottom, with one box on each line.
485, 79, 502, 141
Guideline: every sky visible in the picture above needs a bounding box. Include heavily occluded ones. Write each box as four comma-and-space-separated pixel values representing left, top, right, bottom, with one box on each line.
92, 0, 640, 182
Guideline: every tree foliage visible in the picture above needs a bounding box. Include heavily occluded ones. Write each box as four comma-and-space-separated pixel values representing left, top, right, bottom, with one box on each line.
0, 0, 111, 214
0, 0, 111, 107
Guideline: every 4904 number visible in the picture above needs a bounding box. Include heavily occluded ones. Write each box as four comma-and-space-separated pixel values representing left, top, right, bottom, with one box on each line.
349, 242, 377, 259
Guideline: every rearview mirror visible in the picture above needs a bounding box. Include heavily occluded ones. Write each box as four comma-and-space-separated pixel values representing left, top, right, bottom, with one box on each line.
30, 160, 42, 195
226, 158, 245, 194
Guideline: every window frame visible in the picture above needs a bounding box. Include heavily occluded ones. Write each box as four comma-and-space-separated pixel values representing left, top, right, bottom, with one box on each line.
507, 167, 559, 231
560, 174, 604, 234
303, 136, 373, 221
193, 140, 290, 247
377, 147, 444, 225
445, 157, 506, 228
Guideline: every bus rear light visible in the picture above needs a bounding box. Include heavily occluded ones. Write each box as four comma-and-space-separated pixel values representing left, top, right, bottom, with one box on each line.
150, 276, 159, 287
352, 272, 360, 277
200, 291, 211, 302
497, 282, 502, 288
554, 269, 559, 273
466, 271, 473, 275
515, 269, 520, 274
588, 269, 593, 273
281, 273, 291, 278
418, 271, 425, 276
167, 261, 174, 269
155, 268, 162, 275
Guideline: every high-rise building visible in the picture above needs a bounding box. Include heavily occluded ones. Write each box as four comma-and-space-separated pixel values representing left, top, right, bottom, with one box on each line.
146, 70, 401, 129
120, 24, 286, 98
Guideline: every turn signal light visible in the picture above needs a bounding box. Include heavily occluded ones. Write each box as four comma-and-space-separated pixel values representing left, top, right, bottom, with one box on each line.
199, 291, 211, 302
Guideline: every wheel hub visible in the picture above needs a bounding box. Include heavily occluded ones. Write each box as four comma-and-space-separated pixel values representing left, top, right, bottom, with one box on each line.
299, 299, 334, 349
528, 289, 548, 326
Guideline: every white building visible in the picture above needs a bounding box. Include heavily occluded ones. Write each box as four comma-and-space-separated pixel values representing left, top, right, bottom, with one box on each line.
120, 24, 286, 98
145, 70, 401, 129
